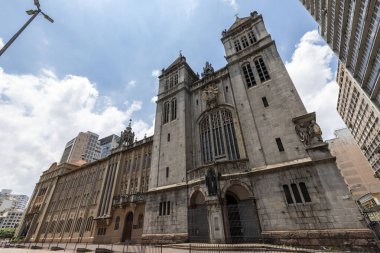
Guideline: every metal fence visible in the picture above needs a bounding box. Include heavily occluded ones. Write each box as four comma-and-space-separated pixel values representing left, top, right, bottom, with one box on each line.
188, 243, 377, 253
0, 240, 377, 253
0, 241, 163, 252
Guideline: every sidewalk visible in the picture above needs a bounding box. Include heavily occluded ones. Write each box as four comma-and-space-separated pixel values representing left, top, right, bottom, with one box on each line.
0, 244, 188, 253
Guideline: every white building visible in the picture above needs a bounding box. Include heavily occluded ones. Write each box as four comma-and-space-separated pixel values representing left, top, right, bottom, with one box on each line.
0, 189, 29, 213
0, 210, 24, 228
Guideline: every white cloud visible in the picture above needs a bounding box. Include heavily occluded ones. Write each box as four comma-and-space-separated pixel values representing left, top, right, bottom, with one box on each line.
286, 30, 345, 140
126, 80, 136, 89
183, 0, 199, 17
0, 68, 151, 195
151, 96, 158, 103
223, 0, 239, 12
132, 118, 155, 141
151, 69, 161, 78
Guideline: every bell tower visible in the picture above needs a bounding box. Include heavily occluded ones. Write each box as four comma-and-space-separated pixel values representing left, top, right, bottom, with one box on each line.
143, 54, 199, 242
220, 11, 309, 166
149, 53, 199, 189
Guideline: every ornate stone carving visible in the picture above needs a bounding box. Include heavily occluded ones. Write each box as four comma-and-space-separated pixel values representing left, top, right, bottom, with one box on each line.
205, 169, 219, 196
293, 112, 323, 146
202, 61, 214, 77
119, 119, 135, 147
202, 84, 219, 108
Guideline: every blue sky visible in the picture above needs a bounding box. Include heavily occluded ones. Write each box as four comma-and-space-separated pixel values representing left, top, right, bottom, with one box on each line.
0, 0, 344, 194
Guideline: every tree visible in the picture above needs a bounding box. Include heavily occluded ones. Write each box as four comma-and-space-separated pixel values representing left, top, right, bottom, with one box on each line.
0, 228, 15, 239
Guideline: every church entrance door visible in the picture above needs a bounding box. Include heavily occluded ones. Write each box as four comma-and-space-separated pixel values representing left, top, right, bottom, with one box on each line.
188, 191, 209, 242
226, 192, 243, 243
122, 212, 134, 242
225, 185, 261, 243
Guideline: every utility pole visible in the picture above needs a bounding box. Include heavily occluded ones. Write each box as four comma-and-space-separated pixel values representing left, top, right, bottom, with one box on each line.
0, 0, 54, 57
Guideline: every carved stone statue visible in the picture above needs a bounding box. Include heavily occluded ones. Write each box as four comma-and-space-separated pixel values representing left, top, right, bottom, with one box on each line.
295, 122, 310, 146
293, 113, 323, 147
202, 84, 219, 109
205, 169, 218, 196
308, 120, 323, 143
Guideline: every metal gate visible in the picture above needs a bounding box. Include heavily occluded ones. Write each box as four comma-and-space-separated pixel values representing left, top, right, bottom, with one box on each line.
188, 205, 209, 242
226, 201, 261, 243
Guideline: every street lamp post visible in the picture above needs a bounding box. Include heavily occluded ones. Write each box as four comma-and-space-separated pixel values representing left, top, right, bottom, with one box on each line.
0, 0, 54, 57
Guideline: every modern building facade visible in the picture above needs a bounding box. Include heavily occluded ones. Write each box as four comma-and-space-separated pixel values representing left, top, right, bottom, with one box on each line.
17, 12, 376, 249
0, 210, 24, 229
0, 189, 29, 214
337, 64, 380, 173
300, 0, 380, 173
300, 0, 380, 108
99, 134, 120, 158
60, 131, 101, 164
327, 128, 380, 198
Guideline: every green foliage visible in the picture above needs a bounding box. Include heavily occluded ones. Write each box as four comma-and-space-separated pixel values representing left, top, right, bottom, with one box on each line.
10, 236, 24, 243
0, 228, 15, 238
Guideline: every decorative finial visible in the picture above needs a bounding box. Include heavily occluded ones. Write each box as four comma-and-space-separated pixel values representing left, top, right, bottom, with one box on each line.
179, 50, 183, 57
235, 14, 239, 20
201, 61, 214, 78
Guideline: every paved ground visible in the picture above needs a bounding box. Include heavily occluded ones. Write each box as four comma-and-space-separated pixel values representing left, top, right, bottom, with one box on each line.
0, 242, 372, 253
0, 243, 189, 253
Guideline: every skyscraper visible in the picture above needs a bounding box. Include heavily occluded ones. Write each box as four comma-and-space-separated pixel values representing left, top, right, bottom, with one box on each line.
337, 63, 380, 172
59, 131, 101, 164
300, 0, 380, 172
99, 134, 120, 158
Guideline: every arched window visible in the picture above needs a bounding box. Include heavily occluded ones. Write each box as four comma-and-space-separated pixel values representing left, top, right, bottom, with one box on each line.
163, 101, 170, 124
254, 57, 270, 82
248, 31, 257, 44
138, 214, 144, 229
299, 182, 312, 202
85, 217, 93, 231
171, 98, 177, 121
114, 216, 120, 230
240, 35, 249, 48
234, 40, 242, 52
242, 63, 256, 88
291, 183, 302, 203
200, 109, 240, 164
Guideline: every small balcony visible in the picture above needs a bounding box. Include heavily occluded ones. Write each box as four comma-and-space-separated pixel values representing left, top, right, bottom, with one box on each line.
112, 193, 145, 207
187, 159, 250, 182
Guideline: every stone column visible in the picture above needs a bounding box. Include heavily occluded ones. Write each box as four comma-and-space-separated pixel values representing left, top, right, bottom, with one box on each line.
206, 196, 225, 243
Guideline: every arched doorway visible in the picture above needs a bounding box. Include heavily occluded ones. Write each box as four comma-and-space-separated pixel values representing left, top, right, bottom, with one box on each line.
224, 184, 261, 243
226, 192, 243, 243
122, 212, 134, 242
188, 191, 209, 242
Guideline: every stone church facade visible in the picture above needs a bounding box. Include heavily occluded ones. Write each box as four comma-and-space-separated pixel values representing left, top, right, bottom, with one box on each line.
142, 12, 373, 247
18, 12, 374, 248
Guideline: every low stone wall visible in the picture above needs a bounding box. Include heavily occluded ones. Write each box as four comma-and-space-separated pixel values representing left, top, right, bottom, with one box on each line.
262, 229, 377, 250
141, 233, 188, 244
